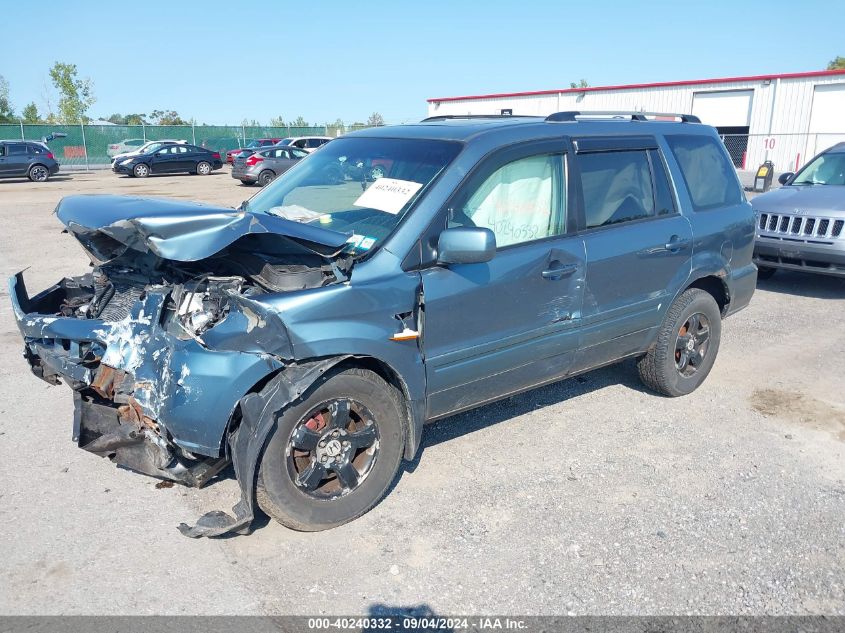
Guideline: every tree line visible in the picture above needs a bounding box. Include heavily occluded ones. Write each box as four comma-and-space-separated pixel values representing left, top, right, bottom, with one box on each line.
0, 62, 386, 128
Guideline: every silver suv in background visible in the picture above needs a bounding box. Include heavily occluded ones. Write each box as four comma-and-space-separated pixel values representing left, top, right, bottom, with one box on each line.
232, 145, 309, 186
753, 142, 845, 278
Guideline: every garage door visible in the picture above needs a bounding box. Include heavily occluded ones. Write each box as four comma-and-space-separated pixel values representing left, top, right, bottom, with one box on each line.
809, 83, 845, 133
691, 90, 753, 127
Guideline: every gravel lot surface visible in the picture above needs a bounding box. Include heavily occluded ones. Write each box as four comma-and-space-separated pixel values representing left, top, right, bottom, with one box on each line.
0, 170, 843, 615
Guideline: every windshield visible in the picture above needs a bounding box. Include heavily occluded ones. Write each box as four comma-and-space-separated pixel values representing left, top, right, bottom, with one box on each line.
278, 138, 293, 145
792, 152, 845, 185
246, 140, 262, 148
244, 137, 462, 254
141, 142, 165, 154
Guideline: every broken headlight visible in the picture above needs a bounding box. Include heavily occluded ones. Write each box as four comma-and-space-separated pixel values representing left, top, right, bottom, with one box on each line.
169, 277, 243, 338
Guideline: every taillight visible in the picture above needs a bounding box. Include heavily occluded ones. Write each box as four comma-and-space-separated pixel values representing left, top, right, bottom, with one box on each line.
245, 155, 263, 166
46, 152, 54, 159
212, 152, 221, 159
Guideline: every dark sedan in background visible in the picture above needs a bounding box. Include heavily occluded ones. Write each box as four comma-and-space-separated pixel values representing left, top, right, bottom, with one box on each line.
232, 145, 308, 185
0, 140, 61, 182
114, 144, 223, 177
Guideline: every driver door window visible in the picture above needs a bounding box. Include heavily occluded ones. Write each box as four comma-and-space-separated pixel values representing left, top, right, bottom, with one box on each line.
450, 153, 565, 247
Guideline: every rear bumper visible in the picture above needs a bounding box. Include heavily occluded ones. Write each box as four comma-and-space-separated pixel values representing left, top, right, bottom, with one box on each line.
725, 263, 757, 317
754, 237, 845, 277
231, 168, 257, 182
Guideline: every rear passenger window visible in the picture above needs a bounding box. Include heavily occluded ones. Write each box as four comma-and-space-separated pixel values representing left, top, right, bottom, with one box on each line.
579, 150, 663, 228
8, 143, 27, 155
666, 135, 742, 211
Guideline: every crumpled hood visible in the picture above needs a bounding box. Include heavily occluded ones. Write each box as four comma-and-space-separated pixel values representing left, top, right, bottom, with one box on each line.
752, 185, 845, 215
56, 194, 352, 262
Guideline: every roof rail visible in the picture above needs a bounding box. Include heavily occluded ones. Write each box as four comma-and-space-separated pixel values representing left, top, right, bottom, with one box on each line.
420, 114, 536, 122
545, 111, 701, 123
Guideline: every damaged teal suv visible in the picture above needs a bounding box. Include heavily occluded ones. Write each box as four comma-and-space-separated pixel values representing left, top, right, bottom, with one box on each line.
9, 112, 756, 537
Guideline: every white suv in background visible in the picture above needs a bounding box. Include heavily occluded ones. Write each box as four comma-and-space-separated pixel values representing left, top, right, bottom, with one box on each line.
280, 136, 332, 153
110, 139, 187, 164
107, 138, 146, 158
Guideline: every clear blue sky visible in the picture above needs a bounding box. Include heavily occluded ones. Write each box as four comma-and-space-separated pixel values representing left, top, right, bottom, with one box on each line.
2, 0, 841, 125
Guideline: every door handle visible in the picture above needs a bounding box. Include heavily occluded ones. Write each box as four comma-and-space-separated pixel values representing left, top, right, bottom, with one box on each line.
542, 263, 578, 280
664, 236, 691, 252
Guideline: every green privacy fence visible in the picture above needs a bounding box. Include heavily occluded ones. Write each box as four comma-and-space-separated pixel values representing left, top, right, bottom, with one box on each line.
0, 123, 373, 168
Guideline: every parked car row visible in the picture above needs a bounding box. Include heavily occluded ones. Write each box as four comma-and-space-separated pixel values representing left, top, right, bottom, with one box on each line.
226, 136, 332, 164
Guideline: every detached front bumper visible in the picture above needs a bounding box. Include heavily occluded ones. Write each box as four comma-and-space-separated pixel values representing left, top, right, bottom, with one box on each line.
8, 271, 284, 484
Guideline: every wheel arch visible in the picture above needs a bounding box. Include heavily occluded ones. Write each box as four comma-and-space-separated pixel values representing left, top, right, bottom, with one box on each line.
684, 274, 730, 316
219, 354, 420, 461
332, 355, 418, 460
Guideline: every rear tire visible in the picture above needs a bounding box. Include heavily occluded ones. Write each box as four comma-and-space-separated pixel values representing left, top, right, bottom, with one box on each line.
637, 288, 722, 397
28, 164, 50, 182
196, 161, 212, 175
256, 367, 405, 531
756, 266, 776, 280
257, 170, 276, 186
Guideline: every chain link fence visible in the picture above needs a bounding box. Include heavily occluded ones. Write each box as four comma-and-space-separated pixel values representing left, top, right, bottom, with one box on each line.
721, 132, 845, 173
0, 123, 376, 169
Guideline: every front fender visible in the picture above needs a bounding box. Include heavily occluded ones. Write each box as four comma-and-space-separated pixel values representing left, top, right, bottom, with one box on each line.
179, 357, 349, 538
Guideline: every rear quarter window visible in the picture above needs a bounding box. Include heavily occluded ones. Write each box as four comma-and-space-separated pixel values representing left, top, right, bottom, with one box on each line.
666, 134, 743, 211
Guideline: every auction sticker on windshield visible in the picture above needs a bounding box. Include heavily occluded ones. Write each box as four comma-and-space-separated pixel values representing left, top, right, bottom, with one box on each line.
354, 178, 423, 214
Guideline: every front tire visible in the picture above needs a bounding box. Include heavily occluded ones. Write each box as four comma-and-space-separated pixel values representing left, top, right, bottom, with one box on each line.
637, 288, 722, 397
133, 163, 150, 178
256, 367, 405, 531
196, 161, 212, 175
28, 164, 50, 182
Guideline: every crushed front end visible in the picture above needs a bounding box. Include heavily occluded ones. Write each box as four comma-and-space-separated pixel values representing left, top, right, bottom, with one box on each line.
9, 195, 353, 500
10, 270, 278, 487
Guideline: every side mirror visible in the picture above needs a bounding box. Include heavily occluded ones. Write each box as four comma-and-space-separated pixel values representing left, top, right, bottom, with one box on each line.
778, 172, 794, 186
437, 227, 496, 265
